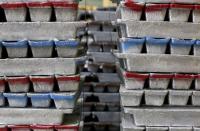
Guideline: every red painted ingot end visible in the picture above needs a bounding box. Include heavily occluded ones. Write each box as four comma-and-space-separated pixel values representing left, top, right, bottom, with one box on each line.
124, 1, 144, 11
31, 125, 54, 129
8, 125, 30, 129
170, 4, 194, 9
150, 74, 173, 79
27, 2, 52, 7
0, 79, 5, 85
124, 72, 149, 80
146, 4, 169, 11
0, 126, 7, 131
174, 74, 194, 79
124, 0, 194, 11
7, 77, 29, 84
194, 74, 200, 79
52, 1, 78, 9
1, 3, 26, 9
56, 75, 80, 81
195, 5, 200, 10
30, 76, 54, 83
0, 1, 78, 8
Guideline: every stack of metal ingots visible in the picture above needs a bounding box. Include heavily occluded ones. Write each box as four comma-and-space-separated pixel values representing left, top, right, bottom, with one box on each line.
0, 0, 86, 130
82, 10, 121, 131
116, 0, 200, 130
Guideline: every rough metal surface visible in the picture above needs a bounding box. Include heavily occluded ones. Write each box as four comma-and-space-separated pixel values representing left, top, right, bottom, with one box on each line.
6, 47, 28, 58
115, 53, 200, 73
31, 46, 53, 58
120, 86, 199, 106
0, 108, 73, 125
118, 21, 200, 39
0, 22, 86, 40
193, 10, 200, 23
146, 4, 167, 21
29, 7, 51, 22
173, 77, 193, 90
149, 74, 170, 89
169, 8, 191, 22
92, 11, 117, 22
4, 8, 26, 22
54, 8, 77, 22
0, 58, 77, 76
123, 107, 200, 126
168, 90, 192, 106
7, 77, 30, 92
121, 125, 195, 131
119, 3, 142, 21
120, 86, 143, 106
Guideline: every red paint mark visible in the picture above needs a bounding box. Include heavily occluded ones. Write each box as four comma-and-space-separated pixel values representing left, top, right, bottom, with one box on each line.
146, 4, 169, 11
124, 72, 149, 80
31, 125, 54, 129
8, 125, 30, 129
170, 3, 194, 9
0, 1, 78, 9
27, 2, 52, 7
195, 5, 200, 10
0, 79, 5, 85
30, 76, 54, 83
194, 74, 200, 78
125, 0, 195, 12
7, 77, 29, 84
174, 74, 194, 79
1, 2, 26, 9
124, 1, 144, 11
1, 124, 80, 130
0, 127, 7, 131
52, 1, 78, 9
150, 73, 173, 79
57, 75, 80, 81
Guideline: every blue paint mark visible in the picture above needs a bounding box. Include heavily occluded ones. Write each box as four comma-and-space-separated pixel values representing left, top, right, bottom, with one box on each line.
3, 40, 28, 48
146, 36, 170, 45
29, 40, 54, 47
55, 40, 79, 47
171, 39, 196, 47
121, 38, 145, 52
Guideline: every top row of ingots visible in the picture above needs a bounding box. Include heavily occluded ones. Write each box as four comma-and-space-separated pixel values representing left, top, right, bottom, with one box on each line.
120, 0, 200, 22
0, 0, 79, 22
